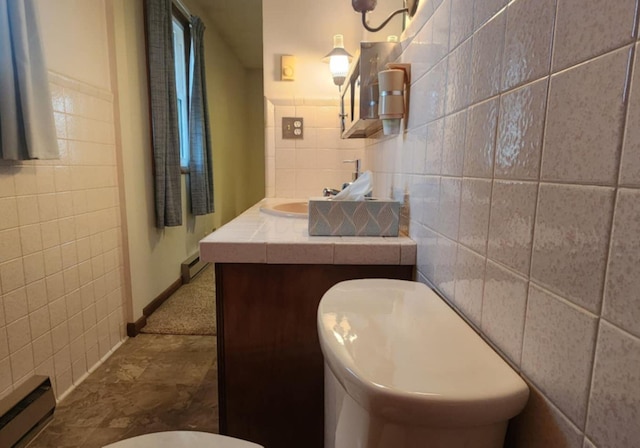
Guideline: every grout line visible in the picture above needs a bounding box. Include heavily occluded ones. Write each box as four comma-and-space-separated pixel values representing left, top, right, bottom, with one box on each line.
582, 42, 639, 438
633, 0, 640, 39
519, 0, 561, 379
583, 318, 603, 436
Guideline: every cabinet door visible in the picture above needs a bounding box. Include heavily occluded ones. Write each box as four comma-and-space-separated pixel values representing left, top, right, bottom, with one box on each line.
215, 263, 414, 448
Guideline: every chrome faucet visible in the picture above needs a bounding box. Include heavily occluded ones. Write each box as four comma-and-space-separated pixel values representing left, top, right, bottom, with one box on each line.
322, 159, 362, 197
322, 188, 341, 197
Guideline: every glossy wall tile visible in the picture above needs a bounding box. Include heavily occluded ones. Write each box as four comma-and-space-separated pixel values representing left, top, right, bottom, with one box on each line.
487, 180, 537, 276
266, 100, 365, 199
367, 0, 640, 445
481, 261, 528, 365
620, 43, 640, 187
541, 46, 630, 185
521, 286, 598, 427
495, 78, 547, 180
530, 184, 614, 313
602, 189, 640, 338
501, 0, 555, 91
551, 0, 638, 72
585, 322, 640, 448
0, 73, 126, 401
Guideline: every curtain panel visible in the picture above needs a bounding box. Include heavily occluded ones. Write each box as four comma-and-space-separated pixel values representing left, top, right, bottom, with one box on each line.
145, 0, 182, 228
0, 0, 58, 160
188, 16, 214, 215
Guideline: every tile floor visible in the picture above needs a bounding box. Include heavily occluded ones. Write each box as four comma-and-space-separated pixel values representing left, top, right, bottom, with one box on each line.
27, 334, 218, 448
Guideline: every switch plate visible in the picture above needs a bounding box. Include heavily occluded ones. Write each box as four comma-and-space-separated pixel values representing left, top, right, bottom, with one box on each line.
282, 117, 303, 139
281, 55, 295, 81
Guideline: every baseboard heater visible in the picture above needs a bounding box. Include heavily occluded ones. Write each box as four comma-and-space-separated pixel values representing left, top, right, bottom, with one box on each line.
0, 376, 56, 447
181, 252, 208, 284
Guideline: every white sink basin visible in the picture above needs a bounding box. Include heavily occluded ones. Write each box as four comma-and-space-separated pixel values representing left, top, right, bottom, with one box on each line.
260, 201, 308, 218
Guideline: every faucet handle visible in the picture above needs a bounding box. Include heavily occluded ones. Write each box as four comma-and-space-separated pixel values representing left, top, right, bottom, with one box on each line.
342, 159, 362, 181
323, 188, 340, 197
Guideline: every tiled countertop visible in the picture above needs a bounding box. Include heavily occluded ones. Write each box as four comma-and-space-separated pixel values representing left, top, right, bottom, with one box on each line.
199, 198, 416, 265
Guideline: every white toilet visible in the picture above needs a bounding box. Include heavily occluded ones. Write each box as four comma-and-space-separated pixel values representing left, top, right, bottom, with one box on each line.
318, 279, 530, 448
102, 431, 263, 448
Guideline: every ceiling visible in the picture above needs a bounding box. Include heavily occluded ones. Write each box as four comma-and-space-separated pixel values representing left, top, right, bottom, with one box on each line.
188, 0, 263, 70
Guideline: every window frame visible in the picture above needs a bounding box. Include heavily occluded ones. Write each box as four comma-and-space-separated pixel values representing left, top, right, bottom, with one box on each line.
171, 5, 191, 173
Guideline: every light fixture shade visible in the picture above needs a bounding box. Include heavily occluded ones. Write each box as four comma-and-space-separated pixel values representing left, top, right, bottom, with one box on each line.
323, 35, 352, 86
352, 0, 377, 13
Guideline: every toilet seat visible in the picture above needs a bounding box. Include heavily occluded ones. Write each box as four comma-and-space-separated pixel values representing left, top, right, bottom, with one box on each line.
102, 431, 263, 448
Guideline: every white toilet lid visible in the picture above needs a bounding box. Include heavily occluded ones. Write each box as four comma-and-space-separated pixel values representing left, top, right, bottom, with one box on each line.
102, 431, 263, 448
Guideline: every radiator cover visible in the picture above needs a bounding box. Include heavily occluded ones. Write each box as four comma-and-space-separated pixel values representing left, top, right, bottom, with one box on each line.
0, 375, 56, 447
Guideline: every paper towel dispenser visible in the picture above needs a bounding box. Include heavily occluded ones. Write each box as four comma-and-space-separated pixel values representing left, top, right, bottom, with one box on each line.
340, 41, 401, 139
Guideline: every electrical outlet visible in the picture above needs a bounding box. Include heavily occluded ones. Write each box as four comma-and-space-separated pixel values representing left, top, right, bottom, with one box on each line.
282, 117, 303, 139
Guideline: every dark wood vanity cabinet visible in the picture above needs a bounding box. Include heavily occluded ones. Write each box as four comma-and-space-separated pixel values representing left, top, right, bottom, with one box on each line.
215, 263, 414, 448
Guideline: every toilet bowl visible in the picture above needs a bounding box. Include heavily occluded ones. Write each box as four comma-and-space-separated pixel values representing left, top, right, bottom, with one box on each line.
102, 431, 263, 448
317, 279, 530, 448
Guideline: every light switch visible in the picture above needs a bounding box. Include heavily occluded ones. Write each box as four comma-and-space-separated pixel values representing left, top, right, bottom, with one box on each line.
281, 55, 295, 81
282, 117, 303, 139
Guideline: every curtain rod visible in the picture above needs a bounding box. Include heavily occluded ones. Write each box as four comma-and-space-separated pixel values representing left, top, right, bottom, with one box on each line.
173, 0, 191, 19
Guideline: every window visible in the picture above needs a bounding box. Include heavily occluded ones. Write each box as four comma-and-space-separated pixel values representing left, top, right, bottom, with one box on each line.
172, 15, 190, 169
146, 1, 215, 225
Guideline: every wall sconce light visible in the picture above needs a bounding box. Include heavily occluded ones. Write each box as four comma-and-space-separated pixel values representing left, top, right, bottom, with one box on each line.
352, 0, 420, 33
323, 34, 353, 88
378, 63, 411, 135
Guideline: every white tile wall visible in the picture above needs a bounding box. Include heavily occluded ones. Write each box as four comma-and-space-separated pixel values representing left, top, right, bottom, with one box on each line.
0, 72, 126, 400
265, 99, 366, 199
364, 0, 640, 445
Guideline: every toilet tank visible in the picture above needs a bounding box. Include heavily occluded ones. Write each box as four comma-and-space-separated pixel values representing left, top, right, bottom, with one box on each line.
317, 279, 529, 448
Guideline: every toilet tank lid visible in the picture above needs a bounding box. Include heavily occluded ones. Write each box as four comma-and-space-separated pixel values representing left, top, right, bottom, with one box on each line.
102, 431, 263, 448
317, 279, 529, 426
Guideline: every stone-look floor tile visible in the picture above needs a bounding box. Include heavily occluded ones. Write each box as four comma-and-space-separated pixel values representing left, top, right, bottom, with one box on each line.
521, 285, 598, 428
83, 359, 150, 384
137, 357, 214, 386
74, 428, 134, 448
586, 322, 640, 448
583, 439, 597, 448
505, 383, 584, 448
27, 425, 93, 448
30, 334, 218, 448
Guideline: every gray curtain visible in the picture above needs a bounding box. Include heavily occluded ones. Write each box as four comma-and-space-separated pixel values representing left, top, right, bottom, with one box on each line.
188, 16, 214, 215
145, 0, 182, 228
0, 0, 58, 160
